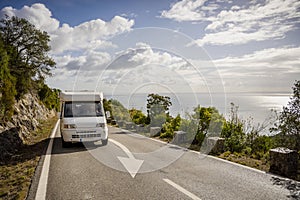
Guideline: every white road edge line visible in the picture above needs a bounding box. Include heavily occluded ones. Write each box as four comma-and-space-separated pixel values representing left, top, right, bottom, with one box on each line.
35, 119, 60, 200
163, 178, 201, 200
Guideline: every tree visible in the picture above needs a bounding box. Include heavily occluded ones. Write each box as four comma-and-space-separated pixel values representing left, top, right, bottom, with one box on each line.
146, 93, 172, 126
271, 80, 300, 151
146, 93, 172, 116
192, 105, 224, 146
0, 16, 55, 97
0, 38, 16, 121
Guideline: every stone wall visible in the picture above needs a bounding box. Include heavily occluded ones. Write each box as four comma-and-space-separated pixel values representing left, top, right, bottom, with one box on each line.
269, 147, 299, 179
207, 137, 225, 154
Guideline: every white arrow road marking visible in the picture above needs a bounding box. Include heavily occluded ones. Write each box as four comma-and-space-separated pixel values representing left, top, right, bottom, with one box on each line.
109, 138, 144, 178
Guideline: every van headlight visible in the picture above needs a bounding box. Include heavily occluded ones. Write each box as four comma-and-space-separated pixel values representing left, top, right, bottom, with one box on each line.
96, 123, 106, 128
64, 124, 76, 129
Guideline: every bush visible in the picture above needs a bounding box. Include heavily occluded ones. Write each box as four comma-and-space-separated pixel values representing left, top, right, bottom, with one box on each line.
221, 103, 246, 153
38, 84, 60, 111
160, 115, 181, 139
242, 147, 252, 156
129, 108, 147, 125
179, 118, 198, 142
110, 99, 131, 121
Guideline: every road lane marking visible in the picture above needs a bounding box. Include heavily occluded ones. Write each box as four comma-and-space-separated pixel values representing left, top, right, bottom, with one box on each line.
35, 119, 60, 200
109, 138, 144, 178
109, 138, 134, 159
163, 178, 201, 200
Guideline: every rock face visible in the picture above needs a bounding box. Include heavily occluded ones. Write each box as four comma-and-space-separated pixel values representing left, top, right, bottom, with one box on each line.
0, 92, 55, 162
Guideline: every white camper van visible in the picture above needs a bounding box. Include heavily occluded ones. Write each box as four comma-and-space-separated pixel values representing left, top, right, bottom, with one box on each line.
59, 91, 108, 147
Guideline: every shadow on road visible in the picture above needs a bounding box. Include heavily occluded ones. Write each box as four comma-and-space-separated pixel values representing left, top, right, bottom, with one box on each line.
271, 176, 300, 199
51, 136, 106, 155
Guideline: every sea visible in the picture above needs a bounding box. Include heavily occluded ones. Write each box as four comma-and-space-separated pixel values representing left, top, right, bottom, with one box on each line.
106, 92, 291, 134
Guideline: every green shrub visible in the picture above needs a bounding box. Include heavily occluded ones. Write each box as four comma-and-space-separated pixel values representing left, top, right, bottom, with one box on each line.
160, 115, 181, 139
129, 108, 147, 125
38, 84, 60, 111
242, 147, 252, 156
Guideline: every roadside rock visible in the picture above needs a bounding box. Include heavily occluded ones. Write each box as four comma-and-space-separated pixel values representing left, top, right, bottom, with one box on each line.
0, 92, 55, 163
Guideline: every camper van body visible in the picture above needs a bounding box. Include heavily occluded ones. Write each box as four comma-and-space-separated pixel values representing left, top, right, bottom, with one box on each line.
59, 91, 108, 147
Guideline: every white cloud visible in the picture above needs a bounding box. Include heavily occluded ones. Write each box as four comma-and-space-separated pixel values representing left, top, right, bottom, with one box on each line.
128, 43, 189, 70
0, 3, 134, 54
161, 0, 218, 22
214, 46, 300, 71
162, 0, 300, 46
54, 51, 111, 71
0, 3, 59, 33
213, 46, 300, 92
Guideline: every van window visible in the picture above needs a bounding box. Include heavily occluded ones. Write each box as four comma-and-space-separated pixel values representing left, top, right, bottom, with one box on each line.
64, 101, 104, 118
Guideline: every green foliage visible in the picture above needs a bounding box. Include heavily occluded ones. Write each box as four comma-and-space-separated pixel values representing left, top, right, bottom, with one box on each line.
129, 108, 147, 125
110, 99, 131, 121
0, 39, 16, 121
270, 80, 300, 151
251, 135, 273, 155
160, 115, 181, 138
146, 93, 172, 118
103, 99, 112, 117
221, 103, 246, 153
0, 16, 55, 99
192, 105, 224, 146
38, 84, 60, 111
179, 117, 198, 142
146, 93, 172, 129
0, 16, 56, 122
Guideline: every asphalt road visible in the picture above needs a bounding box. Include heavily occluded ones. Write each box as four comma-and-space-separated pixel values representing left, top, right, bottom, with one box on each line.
28, 124, 296, 200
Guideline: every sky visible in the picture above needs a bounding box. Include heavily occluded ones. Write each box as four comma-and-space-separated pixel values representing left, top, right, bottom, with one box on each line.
0, 0, 299, 99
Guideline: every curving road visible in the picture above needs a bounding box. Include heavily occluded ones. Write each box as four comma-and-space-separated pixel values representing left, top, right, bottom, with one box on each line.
28, 123, 295, 200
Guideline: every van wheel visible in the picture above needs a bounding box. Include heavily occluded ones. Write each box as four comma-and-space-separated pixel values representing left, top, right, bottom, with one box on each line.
62, 138, 71, 148
102, 139, 108, 146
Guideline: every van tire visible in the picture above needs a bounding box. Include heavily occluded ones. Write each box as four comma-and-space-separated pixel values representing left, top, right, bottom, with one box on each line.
62, 137, 72, 148
102, 139, 108, 146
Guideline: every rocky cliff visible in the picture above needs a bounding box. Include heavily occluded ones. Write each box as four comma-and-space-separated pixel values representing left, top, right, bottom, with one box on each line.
0, 92, 55, 162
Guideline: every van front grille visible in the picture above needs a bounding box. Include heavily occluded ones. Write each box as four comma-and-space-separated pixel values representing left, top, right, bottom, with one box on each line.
72, 134, 101, 138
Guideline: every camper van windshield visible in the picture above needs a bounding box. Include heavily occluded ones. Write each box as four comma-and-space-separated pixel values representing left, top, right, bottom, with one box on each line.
64, 101, 104, 118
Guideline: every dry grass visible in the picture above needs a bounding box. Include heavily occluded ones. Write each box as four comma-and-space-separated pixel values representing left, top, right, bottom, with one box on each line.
0, 117, 57, 200
218, 151, 270, 172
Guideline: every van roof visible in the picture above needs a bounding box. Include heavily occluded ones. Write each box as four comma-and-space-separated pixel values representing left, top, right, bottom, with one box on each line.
60, 91, 103, 102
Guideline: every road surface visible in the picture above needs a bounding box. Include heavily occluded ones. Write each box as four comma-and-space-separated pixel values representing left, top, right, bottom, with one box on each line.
28, 123, 296, 200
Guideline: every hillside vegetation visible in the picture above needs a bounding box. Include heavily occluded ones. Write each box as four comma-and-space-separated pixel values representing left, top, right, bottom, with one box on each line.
0, 16, 59, 122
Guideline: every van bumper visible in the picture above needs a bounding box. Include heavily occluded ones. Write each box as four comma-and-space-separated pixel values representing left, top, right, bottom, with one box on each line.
61, 128, 108, 143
